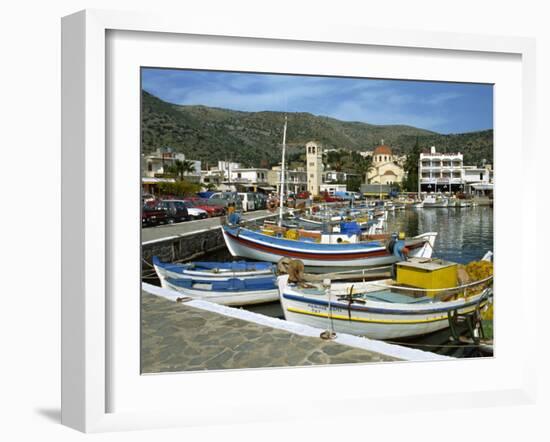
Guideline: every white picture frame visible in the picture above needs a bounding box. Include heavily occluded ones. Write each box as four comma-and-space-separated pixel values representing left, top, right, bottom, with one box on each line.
61, 9, 537, 433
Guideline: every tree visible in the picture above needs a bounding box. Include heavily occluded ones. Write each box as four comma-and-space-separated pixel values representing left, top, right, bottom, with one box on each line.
346, 175, 362, 192
403, 137, 421, 192
169, 159, 196, 180
157, 180, 201, 197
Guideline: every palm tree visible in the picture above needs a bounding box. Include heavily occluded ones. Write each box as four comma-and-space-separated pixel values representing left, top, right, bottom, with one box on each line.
356, 156, 375, 184
170, 159, 196, 180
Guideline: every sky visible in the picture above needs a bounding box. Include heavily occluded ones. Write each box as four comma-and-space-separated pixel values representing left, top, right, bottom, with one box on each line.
141, 68, 493, 134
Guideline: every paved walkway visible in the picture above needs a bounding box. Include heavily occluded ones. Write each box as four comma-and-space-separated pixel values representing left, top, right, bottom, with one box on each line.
141, 291, 400, 373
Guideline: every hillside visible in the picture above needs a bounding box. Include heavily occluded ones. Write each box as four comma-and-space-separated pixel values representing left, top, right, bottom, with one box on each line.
141, 90, 493, 167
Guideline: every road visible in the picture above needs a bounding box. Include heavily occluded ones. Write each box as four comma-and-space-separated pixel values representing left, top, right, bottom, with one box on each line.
141, 209, 277, 244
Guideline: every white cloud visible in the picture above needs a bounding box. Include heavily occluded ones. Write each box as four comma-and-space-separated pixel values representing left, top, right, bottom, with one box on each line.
143, 70, 475, 131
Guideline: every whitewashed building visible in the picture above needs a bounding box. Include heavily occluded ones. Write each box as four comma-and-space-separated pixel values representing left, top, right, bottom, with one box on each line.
229, 168, 269, 191
323, 170, 347, 183
216, 161, 242, 180
419, 146, 464, 192
419, 146, 493, 194
142, 147, 201, 182
320, 183, 347, 195
267, 167, 307, 194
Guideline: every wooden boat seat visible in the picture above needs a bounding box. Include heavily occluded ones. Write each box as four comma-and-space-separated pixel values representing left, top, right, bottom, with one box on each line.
362, 290, 431, 304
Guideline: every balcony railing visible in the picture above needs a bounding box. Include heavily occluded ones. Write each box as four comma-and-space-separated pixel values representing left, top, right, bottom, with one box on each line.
420, 178, 464, 184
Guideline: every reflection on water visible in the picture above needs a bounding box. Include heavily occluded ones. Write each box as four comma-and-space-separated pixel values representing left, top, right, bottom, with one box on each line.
386, 206, 493, 264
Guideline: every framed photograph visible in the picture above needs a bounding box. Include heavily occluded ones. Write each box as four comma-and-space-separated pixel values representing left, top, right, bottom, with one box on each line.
61, 9, 537, 433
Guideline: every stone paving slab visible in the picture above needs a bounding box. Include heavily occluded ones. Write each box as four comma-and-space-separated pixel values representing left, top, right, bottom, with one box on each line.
141, 291, 399, 373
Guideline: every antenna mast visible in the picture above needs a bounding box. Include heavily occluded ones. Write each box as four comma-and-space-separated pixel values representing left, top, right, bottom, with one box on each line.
278, 116, 288, 227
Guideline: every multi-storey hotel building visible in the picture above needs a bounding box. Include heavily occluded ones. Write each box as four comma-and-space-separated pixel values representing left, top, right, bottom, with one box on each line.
419, 146, 464, 193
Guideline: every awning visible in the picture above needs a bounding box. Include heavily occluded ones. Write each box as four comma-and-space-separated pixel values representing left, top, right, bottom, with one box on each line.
141, 177, 176, 184
471, 183, 494, 190
259, 186, 276, 191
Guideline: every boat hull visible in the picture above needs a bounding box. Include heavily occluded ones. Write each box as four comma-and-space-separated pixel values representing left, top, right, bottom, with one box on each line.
278, 276, 491, 340
160, 278, 279, 306
222, 226, 436, 268
152, 257, 274, 281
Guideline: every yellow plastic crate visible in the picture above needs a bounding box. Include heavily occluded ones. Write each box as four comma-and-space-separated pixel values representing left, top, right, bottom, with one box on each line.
396, 259, 457, 297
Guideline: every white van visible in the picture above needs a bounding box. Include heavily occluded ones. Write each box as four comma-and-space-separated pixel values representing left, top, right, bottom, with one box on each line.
238, 192, 256, 212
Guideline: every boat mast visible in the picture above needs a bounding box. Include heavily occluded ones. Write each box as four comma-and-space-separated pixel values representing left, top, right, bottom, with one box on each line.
278, 115, 288, 227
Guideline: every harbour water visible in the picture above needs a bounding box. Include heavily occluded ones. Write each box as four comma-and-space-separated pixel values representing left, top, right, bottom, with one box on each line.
385, 205, 494, 264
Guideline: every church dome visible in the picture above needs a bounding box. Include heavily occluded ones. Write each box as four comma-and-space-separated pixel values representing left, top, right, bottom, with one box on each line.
373, 144, 392, 156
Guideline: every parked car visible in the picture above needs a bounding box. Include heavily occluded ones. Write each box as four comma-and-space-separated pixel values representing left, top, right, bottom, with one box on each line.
163, 199, 208, 220
334, 191, 360, 201
160, 200, 190, 224
141, 192, 156, 204
254, 193, 268, 210
320, 191, 341, 203
206, 192, 243, 211
238, 192, 256, 212
181, 200, 211, 219
184, 198, 225, 217
142, 202, 169, 227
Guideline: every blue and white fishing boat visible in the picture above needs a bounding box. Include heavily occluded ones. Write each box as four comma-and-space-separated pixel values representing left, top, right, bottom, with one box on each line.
277, 274, 492, 339
161, 275, 279, 306
152, 256, 274, 282
221, 222, 437, 269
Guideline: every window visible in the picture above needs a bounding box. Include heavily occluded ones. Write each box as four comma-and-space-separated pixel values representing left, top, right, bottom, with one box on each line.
237, 173, 241, 179
147, 163, 152, 172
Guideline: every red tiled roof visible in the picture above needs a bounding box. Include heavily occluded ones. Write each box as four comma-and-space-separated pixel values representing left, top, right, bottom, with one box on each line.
374, 145, 392, 155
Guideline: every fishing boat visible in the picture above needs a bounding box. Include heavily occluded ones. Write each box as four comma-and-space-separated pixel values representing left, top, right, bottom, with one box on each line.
162, 275, 279, 306
152, 256, 274, 281
423, 195, 449, 208
277, 265, 493, 340
451, 198, 472, 208
221, 221, 437, 269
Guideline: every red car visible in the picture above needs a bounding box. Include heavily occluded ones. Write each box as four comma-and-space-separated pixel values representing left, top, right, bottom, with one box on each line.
183, 198, 225, 217
320, 191, 341, 203
142, 202, 168, 227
